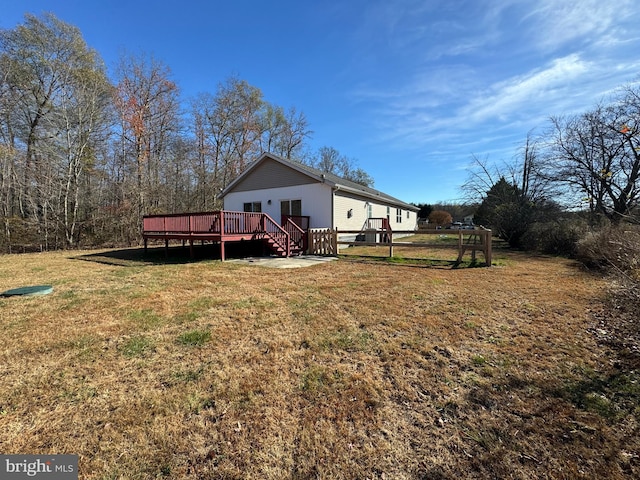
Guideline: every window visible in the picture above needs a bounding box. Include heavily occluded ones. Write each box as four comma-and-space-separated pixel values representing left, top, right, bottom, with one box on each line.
396, 208, 402, 223
280, 199, 302, 216
407, 210, 410, 219
386, 206, 390, 218
243, 202, 261, 212
367, 203, 373, 218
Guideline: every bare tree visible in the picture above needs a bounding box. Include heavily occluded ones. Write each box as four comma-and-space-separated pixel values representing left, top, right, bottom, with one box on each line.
0, 13, 111, 249
309, 146, 374, 187
546, 86, 640, 224
113, 53, 180, 229
55, 62, 112, 245
263, 105, 311, 159
462, 132, 551, 205
463, 134, 560, 247
189, 79, 313, 209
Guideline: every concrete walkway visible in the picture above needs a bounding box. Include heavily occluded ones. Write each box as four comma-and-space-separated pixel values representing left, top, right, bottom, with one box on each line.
227, 255, 338, 269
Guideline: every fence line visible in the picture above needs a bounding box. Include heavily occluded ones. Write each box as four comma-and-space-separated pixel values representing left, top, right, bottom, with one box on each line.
307, 228, 492, 266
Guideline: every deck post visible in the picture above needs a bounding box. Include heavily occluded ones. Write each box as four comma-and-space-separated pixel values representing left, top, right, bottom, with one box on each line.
144, 237, 148, 254
189, 238, 194, 259
164, 238, 169, 258
220, 212, 226, 261
389, 230, 393, 257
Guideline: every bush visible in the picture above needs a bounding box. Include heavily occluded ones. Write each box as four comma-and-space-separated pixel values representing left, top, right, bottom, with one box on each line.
576, 226, 640, 274
523, 219, 587, 256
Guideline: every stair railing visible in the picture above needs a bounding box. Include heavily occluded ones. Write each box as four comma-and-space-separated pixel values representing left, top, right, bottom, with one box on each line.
260, 214, 290, 257
284, 217, 307, 252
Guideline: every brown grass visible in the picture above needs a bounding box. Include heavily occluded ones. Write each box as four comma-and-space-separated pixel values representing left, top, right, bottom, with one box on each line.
1, 247, 638, 479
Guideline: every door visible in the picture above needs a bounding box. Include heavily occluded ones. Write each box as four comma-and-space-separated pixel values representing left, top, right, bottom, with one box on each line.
280, 199, 302, 224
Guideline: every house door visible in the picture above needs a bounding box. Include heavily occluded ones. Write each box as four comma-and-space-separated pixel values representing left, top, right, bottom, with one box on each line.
281, 200, 302, 216
281, 199, 302, 225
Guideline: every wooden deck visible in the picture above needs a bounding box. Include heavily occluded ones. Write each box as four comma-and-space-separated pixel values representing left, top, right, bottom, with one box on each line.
142, 211, 306, 260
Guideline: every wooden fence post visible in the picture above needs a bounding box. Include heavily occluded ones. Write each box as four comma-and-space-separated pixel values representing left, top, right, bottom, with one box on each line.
484, 230, 492, 266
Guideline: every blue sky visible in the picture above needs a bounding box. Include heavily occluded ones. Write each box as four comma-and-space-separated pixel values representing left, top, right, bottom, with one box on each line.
2, 1, 640, 204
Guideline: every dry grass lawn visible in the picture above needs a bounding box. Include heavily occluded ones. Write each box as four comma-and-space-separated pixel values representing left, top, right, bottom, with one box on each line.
1, 247, 638, 479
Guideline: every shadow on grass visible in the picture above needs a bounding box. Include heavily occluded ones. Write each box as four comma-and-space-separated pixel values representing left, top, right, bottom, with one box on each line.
73, 241, 266, 267
338, 254, 491, 269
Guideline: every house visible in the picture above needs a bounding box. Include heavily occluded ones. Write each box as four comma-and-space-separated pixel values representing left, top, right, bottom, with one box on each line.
219, 152, 419, 233
142, 153, 419, 260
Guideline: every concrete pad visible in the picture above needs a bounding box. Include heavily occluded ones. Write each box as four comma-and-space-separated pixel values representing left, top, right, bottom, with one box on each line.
227, 255, 338, 269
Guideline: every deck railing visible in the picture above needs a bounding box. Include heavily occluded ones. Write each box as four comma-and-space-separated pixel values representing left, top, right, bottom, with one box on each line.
143, 212, 221, 234
221, 211, 263, 235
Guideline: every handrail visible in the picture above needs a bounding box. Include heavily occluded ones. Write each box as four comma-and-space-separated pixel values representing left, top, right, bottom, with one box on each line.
282, 215, 310, 230
261, 214, 290, 256
363, 217, 392, 232
284, 217, 306, 252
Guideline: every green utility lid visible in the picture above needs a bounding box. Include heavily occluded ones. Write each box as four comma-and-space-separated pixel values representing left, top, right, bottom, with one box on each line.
1, 285, 54, 297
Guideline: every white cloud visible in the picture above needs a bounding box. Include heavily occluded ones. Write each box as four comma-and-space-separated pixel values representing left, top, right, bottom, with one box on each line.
346, 0, 640, 164
522, 0, 634, 52
460, 54, 590, 123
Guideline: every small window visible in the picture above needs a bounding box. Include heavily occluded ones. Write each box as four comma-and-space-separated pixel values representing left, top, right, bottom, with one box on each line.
367, 203, 373, 218
396, 208, 402, 223
243, 202, 261, 212
407, 211, 410, 219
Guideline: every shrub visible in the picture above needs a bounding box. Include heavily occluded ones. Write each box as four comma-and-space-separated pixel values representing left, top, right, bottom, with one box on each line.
523, 218, 587, 256
576, 225, 640, 274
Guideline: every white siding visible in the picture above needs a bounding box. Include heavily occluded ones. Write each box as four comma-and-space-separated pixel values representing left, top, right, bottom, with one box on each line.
333, 192, 418, 232
333, 194, 370, 231
223, 183, 333, 228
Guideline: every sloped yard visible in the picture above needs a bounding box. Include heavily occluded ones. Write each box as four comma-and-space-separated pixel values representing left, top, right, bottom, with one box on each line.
0, 248, 638, 478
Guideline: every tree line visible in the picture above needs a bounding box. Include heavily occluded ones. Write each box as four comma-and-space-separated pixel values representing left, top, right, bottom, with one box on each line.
0, 13, 370, 252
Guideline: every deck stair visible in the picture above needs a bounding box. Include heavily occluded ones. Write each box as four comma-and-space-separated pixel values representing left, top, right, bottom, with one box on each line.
356, 217, 392, 243
261, 233, 303, 257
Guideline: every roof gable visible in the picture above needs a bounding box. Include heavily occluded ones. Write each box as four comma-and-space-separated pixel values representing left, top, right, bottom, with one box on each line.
225, 156, 317, 193
220, 152, 418, 211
